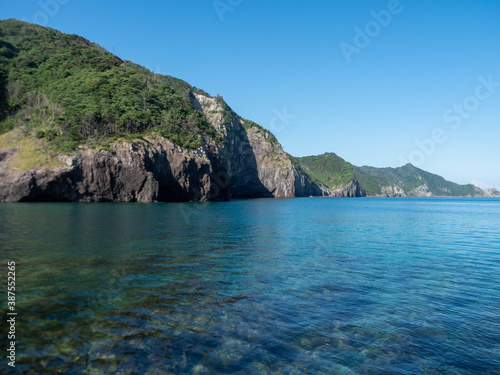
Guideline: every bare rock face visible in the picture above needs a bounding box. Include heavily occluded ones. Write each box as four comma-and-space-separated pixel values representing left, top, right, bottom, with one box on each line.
0, 148, 76, 202
483, 188, 500, 197
408, 184, 433, 197
291, 163, 365, 198
241, 127, 295, 198
293, 168, 325, 197
328, 179, 365, 197
190, 93, 297, 199
381, 184, 407, 197
380, 183, 436, 197
0, 137, 230, 202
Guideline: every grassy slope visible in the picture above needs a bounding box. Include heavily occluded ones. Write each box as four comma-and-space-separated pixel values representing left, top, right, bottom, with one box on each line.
0, 129, 65, 170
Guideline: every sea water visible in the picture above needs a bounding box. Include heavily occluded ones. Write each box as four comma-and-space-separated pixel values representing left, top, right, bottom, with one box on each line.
0, 198, 499, 374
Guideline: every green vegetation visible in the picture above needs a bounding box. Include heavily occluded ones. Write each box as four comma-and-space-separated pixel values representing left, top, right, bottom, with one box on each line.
354, 164, 479, 196
0, 19, 220, 151
295, 152, 479, 196
295, 152, 355, 190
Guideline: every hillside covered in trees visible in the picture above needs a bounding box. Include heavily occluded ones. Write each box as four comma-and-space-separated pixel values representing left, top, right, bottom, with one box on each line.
0, 19, 220, 151
294, 153, 488, 197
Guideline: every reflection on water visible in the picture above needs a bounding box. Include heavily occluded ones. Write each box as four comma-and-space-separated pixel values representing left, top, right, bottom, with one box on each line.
1, 198, 500, 374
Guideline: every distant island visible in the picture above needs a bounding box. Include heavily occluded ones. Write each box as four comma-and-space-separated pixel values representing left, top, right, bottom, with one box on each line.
1, 20, 498, 202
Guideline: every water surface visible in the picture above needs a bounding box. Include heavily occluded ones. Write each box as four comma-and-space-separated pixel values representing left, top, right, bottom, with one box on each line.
1, 198, 499, 374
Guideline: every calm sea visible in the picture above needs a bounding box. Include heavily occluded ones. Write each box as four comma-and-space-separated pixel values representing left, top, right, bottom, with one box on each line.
1, 198, 499, 374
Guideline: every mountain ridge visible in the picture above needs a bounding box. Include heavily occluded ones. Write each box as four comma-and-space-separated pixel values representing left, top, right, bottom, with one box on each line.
295, 152, 499, 198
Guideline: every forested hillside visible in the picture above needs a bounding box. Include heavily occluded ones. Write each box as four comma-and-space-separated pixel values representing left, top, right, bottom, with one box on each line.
295, 153, 483, 197
0, 19, 219, 151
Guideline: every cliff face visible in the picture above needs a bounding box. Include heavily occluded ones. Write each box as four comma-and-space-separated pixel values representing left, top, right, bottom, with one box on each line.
293, 168, 326, 197
0, 135, 230, 202
484, 188, 500, 197
293, 173, 365, 198
0, 19, 309, 203
189, 93, 297, 199
327, 179, 365, 197
0, 93, 320, 202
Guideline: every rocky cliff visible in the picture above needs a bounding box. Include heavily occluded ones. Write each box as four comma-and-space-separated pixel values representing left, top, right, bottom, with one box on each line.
293, 171, 365, 198
0, 93, 325, 202
0, 20, 319, 202
328, 179, 365, 197
189, 93, 298, 199
0, 132, 229, 202
483, 188, 500, 197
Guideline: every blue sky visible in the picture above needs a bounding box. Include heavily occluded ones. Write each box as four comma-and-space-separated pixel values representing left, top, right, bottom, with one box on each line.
2, 0, 500, 188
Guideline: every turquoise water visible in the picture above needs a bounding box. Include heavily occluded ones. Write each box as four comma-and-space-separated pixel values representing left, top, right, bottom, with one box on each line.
1, 198, 500, 374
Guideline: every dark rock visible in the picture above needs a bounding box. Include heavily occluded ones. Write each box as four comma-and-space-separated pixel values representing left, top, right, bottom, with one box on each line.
0, 138, 230, 203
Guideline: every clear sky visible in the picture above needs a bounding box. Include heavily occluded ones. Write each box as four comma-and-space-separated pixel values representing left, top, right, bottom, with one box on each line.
2, 0, 500, 188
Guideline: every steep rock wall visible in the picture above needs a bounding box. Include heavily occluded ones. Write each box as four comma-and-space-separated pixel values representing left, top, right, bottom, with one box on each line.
0, 136, 229, 202
190, 93, 296, 199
